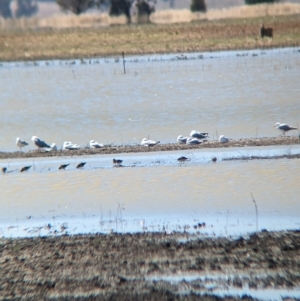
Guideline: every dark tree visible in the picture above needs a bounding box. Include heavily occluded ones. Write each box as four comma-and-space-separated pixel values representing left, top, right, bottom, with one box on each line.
56, 0, 95, 15
131, 0, 155, 23
56, 0, 156, 24
190, 0, 206, 13
244, 0, 278, 4
0, 0, 12, 18
16, 0, 38, 18
109, 0, 132, 23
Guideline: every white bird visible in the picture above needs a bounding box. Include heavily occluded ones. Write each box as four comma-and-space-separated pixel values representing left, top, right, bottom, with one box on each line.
190, 130, 209, 139
141, 138, 160, 147
274, 122, 298, 136
43, 143, 57, 152
16, 137, 28, 151
219, 135, 229, 143
90, 140, 104, 149
63, 141, 81, 150
186, 137, 202, 145
177, 135, 188, 144
31, 136, 51, 149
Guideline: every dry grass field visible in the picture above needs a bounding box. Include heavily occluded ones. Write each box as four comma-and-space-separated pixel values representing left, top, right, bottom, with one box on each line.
0, 4, 300, 61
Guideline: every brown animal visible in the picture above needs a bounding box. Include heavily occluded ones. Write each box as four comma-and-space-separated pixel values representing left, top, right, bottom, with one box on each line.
260, 23, 273, 39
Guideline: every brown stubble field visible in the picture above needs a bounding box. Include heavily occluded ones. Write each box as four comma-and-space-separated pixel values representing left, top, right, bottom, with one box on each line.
1, 230, 300, 300
0, 14, 300, 62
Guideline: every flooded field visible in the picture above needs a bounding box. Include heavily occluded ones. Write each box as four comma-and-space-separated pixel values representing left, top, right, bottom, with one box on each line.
1, 47, 300, 301
1, 145, 300, 238
0, 47, 300, 153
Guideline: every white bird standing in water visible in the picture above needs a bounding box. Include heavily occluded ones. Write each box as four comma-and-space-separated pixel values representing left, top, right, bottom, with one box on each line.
141, 138, 160, 147
31, 136, 51, 150
16, 137, 29, 151
274, 122, 298, 136
219, 135, 229, 143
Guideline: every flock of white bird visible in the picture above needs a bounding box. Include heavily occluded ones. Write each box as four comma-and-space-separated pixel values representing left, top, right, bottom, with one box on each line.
15, 122, 298, 152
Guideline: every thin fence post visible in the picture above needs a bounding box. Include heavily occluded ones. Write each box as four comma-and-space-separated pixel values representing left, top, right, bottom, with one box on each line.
122, 52, 126, 74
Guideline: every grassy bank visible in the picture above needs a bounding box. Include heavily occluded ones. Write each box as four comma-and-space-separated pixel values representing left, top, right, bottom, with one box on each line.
0, 14, 300, 62
1, 230, 299, 300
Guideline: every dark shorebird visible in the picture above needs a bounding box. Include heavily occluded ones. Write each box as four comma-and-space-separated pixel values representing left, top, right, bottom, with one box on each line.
212, 157, 217, 162
76, 162, 87, 169
59, 164, 70, 170
2, 167, 7, 174
16, 137, 29, 151
274, 122, 298, 136
20, 166, 31, 172
113, 159, 123, 165
177, 156, 189, 163
31, 136, 51, 149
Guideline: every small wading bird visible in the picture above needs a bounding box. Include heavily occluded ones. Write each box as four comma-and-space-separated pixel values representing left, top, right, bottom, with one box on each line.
177, 135, 188, 144
16, 137, 29, 151
32, 136, 51, 150
2, 167, 7, 173
20, 166, 31, 172
59, 164, 70, 170
190, 130, 209, 139
113, 159, 123, 165
212, 157, 217, 162
177, 156, 189, 163
76, 162, 86, 169
219, 135, 229, 143
274, 122, 298, 136
260, 23, 273, 39
141, 138, 160, 147
90, 140, 104, 149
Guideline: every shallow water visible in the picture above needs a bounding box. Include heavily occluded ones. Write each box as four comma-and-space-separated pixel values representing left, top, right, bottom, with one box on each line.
1, 146, 300, 237
0, 48, 300, 152
1, 48, 300, 238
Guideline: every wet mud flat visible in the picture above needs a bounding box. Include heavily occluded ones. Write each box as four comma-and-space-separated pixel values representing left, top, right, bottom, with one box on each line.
1, 136, 299, 160
1, 230, 300, 300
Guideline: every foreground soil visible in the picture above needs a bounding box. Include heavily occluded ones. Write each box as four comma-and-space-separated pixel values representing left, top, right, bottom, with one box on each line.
0, 136, 299, 160
1, 230, 299, 300
0, 14, 300, 62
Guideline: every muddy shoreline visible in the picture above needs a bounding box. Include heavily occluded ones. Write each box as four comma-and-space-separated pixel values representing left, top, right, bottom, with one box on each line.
1, 230, 299, 300
1, 136, 299, 160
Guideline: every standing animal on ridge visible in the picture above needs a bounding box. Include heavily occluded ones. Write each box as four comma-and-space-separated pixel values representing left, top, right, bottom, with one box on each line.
16, 137, 29, 152
260, 23, 273, 39
274, 122, 298, 136
219, 135, 229, 144
31, 136, 51, 150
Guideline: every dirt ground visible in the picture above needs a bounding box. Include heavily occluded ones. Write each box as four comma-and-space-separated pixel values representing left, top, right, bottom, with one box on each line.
0, 14, 300, 62
1, 230, 299, 300
1, 136, 299, 160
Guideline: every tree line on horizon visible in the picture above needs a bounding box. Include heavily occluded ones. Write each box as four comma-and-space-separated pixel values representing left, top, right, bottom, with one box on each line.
0, 0, 279, 22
